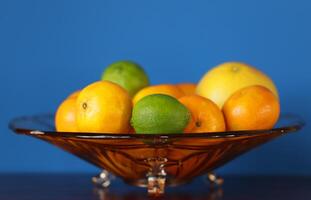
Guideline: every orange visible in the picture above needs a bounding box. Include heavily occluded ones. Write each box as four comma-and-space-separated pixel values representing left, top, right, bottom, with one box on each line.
76, 81, 132, 133
55, 91, 80, 132
179, 95, 226, 133
176, 83, 196, 96
223, 85, 280, 131
133, 84, 184, 104
67, 90, 80, 99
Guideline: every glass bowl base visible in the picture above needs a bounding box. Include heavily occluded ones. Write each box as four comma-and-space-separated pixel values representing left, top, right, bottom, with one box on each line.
93, 170, 223, 196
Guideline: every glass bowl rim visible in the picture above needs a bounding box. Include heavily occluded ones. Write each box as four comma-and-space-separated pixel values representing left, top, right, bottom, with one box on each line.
9, 113, 305, 140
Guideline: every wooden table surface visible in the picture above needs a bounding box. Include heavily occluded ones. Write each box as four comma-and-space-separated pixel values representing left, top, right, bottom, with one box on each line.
0, 174, 310, 200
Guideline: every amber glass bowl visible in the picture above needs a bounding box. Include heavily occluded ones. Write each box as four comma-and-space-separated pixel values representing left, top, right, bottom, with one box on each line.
9, 114, 304, 196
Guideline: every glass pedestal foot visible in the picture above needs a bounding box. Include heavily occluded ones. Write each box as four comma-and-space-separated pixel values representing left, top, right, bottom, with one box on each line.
92, 170, 112, 188
147, 173, 166, 196
146, 157, 167, 196
207, 172, 224, 187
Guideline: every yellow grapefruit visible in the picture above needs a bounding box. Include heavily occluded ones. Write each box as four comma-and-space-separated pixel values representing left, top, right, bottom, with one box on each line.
196, 62, 279, 108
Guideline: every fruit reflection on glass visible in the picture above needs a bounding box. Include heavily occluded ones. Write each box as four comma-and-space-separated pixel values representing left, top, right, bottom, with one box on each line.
12, 60, 303, 197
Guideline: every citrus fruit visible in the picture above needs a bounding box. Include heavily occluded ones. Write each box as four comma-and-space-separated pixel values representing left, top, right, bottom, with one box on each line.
76, 81, 132, 133
101, 60, 149, 97
131, 94, 190, 134
55, 91, 80, 132
196, 62, 279, 108
177, 83, 196, 96
179, 95, 226, 133
223, 85, 280, 131
133, 84, 184, 105
67, 90, 80, 99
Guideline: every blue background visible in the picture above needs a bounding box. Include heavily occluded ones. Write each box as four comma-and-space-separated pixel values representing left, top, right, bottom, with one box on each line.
0, 0, 310, 174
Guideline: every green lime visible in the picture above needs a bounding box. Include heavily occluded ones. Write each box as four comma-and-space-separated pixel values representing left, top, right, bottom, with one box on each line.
101, 60, 149, 97
131, 94, 190, 134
